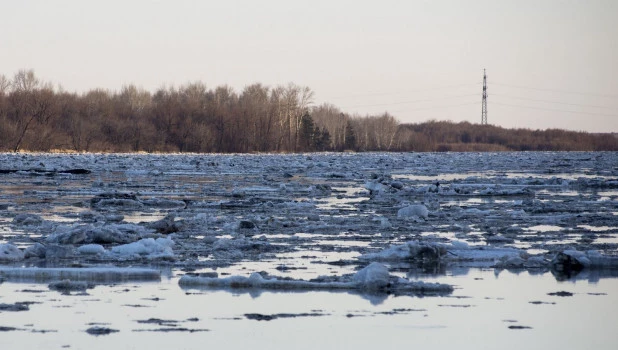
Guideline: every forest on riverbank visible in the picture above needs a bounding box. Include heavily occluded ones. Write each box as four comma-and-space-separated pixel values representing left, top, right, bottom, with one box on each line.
1, 70, 616, 153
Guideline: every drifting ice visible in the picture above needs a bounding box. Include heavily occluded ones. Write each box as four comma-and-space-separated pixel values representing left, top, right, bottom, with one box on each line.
179, 262, 453, 295
110, 237, 175, 260
0, 244, 25, 262
397, 205, 429, 219
0, 267, 161, 283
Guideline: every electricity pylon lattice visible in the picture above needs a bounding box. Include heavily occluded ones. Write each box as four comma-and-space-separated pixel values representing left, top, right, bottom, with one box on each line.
481, 69, 488, 125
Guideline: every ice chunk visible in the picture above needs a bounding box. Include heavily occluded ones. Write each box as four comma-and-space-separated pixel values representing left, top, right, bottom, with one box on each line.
494, 256, 526, 268
0, 267, 161, 283
45, 244, 75, 259
364, 181, 387, 194
397, 205, 429, 219
141, 198, 186, 209
47, 223, 147, 245
24, 243, 46, 259
373, 216, 392, 229
89, 223, 147, 244
552, 250, 618, 272
147, 214, 181, 234
90, 192, 143, 210
77, 244, 106, 255
12, 214, 44, 226
360, 240, 524, 267
463, 208, 491, 215
46, 225, 88, 245
0, 244, 25, 262
179, 263, 453, 296
110, 237, 175, 260
360, 241, 446, 261
353, 262, 390, 290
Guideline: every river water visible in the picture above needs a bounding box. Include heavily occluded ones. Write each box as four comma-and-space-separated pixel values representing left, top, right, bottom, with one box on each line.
0, 152, 617, 349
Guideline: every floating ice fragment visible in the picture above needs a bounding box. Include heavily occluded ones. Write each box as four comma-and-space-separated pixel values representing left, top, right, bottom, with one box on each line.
397, 205, 429, 219
360, 241, 446, 261
0, 244, 25, 262
0, 267, 161, 283
12, 214, 44, 226
111, 237, 175, 260
77, 244, 106, 255
90, 192, 143, 210
463, 208, 491, 216
24, 243, 46, 259
179, 262, 453, 296
238, 220, 257, 230
141, 199, 186, 209
364, 181, 388, 195
360, 240, 526, 267
551, 250, 618, 273
390, 181, 404, 190
44, 244, 75, 259
147, 214, 181, 234
494, 256, 526, 268
47, 223, 147, 245
353, 262, 390, 291
373, 216, 392, 229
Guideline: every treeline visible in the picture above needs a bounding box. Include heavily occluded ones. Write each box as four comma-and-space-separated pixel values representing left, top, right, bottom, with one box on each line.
397, 121, 618, 152
0, 69, 616, 153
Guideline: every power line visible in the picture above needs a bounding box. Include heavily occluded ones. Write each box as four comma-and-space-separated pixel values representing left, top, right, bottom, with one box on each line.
365, 102, 479, 115
492, 82, 618, 98
341, 93, 477, 109
492, 102, 618, 118
492, 93, 618, 110
329, 83, 481, 100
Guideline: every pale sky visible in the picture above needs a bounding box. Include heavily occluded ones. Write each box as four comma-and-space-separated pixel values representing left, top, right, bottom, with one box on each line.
2, 0, 617, 132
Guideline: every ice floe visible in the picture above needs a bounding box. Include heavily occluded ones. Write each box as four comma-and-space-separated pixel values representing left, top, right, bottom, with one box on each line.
551, 250, 618, 272
0, 244, 24, 262
46, 223, 150, 245
359, 240, 536, 268
397, 204, 429, 220
110, 237, 175, 260
179, 262, 453, 296
0, 267, 161, 282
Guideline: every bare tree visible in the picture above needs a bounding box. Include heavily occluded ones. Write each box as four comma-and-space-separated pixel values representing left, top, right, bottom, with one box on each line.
0, 74, 11, 95
12, 69, 39, 93
7, 70, 59, 151
239, 83, 271, 151
115, 85, 152, 151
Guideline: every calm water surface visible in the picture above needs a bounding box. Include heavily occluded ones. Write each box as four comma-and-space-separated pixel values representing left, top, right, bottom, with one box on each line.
1, 269, 616, 350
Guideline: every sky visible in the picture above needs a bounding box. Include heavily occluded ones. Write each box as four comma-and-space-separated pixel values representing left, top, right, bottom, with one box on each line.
2, 0, 617, 133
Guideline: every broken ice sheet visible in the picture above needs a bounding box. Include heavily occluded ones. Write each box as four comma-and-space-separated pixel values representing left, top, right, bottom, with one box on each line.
0, 152, 618, 349
179, 262, 454, 304
0, 267, 161, 283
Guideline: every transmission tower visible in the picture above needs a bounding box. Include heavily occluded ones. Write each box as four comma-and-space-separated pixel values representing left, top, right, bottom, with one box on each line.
481, 69, 488, 125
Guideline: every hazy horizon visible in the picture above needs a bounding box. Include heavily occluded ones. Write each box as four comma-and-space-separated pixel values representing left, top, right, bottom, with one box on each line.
2, 0, 617, 133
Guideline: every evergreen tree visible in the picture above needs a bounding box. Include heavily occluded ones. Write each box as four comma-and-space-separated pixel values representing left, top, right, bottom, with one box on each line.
315, 127, 331, 151
344, 120, 356, 151
298, 112, 316, 151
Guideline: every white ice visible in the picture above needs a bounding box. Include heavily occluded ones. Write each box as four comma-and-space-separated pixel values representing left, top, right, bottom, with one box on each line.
0, 266, 161, 282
